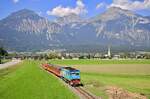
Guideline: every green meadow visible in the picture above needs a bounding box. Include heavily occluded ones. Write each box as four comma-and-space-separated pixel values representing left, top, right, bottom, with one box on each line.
0, 60, 78, 99
81, 73, 150, 99
50, 59, 150, 65
51, 59, 150, 99
0, 59, 150, 99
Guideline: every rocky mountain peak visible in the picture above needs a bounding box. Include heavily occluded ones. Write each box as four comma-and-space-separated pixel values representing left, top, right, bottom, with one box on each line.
108, 7, 137, 16
93, 7, 138, 22
0, 9, 61, 35
5, 9, 43, 21
55, 14, 84, 25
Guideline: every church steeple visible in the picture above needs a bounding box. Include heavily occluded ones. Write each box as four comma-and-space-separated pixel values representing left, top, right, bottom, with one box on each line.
108, 45, 111, 58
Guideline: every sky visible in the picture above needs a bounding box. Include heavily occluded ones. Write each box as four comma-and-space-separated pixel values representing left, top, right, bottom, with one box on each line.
0, 0, 150, 20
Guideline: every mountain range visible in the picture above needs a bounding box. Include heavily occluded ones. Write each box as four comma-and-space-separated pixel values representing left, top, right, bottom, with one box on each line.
0, 7, 150, 52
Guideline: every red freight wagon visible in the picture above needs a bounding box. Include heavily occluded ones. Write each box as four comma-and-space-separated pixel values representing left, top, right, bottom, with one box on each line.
42, 64, 61, 77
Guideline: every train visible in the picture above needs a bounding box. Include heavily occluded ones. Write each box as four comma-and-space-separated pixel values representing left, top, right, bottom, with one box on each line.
42, 63, 82, 87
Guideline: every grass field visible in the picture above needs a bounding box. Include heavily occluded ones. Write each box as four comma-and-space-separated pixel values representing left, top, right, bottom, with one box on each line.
73, 64, 150, 74
0, 60, 78, 99
1, 59, 149, 99
50, 59, 150, 65
81, 73, 150, 99
50, 59, 150, 99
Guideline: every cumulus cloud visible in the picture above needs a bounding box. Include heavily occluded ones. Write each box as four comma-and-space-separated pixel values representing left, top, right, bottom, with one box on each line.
12, 0, 19, 3
110, 0, 150, 10
96, 2, 106, 9
47, 0, 87, 17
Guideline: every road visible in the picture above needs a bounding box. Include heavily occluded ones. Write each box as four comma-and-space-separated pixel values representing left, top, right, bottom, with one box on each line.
0, 59, 21, 69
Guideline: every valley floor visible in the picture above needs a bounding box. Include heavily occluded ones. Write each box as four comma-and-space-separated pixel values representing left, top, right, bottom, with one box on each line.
0, 59, 150, 99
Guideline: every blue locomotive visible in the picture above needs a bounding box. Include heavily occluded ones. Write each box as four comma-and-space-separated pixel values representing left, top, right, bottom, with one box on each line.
61, 67, 81, 86
43, 64, 82, 86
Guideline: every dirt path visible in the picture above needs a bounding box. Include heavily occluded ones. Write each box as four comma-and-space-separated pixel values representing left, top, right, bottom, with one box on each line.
0, 59, 21, 69
105, 86, 147, 99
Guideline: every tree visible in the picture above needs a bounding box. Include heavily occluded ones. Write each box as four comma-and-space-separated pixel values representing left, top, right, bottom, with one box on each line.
0, 47, 8, 64
47, 52, 59, 59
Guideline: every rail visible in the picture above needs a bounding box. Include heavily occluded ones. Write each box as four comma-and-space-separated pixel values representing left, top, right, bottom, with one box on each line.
74, 87, 98, 99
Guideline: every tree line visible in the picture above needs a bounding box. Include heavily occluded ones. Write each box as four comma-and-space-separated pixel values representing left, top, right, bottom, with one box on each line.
0, 47, 8, 64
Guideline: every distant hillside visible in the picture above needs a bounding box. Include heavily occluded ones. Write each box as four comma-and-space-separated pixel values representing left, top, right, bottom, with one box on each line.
0, 7, 150, 52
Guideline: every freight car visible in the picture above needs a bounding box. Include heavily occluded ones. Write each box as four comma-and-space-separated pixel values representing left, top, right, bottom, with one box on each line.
43, 64, 62, 77
42, 64, 82, 86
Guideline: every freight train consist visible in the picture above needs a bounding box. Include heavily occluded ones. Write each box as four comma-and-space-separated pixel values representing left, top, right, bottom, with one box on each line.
42, 64, 82, 86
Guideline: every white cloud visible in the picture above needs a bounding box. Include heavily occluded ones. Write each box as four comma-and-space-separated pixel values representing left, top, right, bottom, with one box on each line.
96, 2, 106, 9
47, 0, 87, 17
13, 0, 19, 3
110, 0, 150, 10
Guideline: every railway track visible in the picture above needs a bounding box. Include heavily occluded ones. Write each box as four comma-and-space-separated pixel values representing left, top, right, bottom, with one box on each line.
74, 87, 98, 99
41, 65, 100, 99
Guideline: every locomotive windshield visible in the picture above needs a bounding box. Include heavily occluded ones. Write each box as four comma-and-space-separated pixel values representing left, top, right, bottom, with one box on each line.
71, 73, 79, 76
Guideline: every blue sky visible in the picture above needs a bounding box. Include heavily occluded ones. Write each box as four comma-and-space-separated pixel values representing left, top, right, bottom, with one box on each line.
0, 0, 150, 20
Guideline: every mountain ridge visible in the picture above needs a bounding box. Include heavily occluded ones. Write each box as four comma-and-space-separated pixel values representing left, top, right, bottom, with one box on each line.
0, 7, 150, 51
